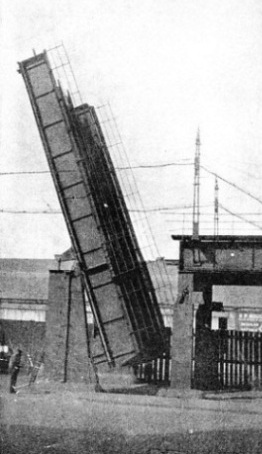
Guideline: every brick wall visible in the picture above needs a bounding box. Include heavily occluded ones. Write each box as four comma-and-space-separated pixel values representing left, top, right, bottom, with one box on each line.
44, 270, 95, 383
171, 273, 194, 389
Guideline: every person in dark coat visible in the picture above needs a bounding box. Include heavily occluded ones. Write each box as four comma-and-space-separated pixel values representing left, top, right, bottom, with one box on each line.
9, 348, 22, 393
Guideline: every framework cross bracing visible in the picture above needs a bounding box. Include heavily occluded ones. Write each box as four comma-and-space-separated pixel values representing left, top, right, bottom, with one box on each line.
18, 51, 167, 367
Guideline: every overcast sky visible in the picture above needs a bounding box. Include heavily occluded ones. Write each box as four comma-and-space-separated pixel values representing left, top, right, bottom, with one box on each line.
1, 0, 262, 259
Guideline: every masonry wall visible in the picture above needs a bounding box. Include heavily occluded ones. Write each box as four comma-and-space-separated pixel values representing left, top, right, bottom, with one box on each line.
44, 270, 95, 383
44, 271, 69, 380
66, 271, 95, 383
171, 273, 194, 389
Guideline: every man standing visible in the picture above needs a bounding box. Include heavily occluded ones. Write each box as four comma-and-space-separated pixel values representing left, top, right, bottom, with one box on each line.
9, 348, 22, 394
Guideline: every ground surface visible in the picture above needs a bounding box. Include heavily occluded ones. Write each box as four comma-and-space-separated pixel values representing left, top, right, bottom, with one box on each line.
1, 373, 262, 453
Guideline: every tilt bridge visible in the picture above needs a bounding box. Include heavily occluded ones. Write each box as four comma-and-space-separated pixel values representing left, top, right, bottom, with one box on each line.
18, 50, 168, 378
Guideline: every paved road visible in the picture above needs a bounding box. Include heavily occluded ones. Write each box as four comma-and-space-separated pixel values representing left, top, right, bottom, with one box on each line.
1, 375, 262, 453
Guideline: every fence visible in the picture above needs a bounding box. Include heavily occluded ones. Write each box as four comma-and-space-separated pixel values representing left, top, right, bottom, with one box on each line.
133, 352, 171, 384
193, 329, 262, 390
217, 330, 262, 390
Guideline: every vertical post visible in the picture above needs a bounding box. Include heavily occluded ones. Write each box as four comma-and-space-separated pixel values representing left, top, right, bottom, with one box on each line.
63, 272, 72, 383
254, 332, 259, 387
214, 177, 219, 236
192, 130, 201, 238
171, 273, 194, 389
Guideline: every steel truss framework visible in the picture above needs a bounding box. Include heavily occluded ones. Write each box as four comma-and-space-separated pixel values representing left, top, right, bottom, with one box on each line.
18, 51, 167, 367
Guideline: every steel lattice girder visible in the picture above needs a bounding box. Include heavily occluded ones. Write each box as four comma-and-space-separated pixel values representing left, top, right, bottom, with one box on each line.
18, 51, 167, 367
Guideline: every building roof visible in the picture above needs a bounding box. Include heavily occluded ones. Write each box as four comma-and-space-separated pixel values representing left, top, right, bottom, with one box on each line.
145, 258, 178, 306
172, 235, 262, 243
56, 250, 179, 305
0, 259, 56, 300
0, 256, 179, 310
55, 248, 76, 271
0, 259, 56, 273
55, 248, 75, 262
213, 285, 262, 309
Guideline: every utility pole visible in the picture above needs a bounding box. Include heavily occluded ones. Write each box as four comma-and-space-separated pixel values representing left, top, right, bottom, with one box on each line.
214, 176, 219, 236
192, 129, 201, 238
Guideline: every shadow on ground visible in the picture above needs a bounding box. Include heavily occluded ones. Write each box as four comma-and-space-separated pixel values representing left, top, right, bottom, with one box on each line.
1, 425, 262, 454
108, 383, 164, 396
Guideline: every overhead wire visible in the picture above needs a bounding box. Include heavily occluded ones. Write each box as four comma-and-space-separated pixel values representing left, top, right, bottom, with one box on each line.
0, 160, 193, 176
0, 161, 260, 207
0, 164, 262, 225
116, 162, 193, 170
0, 209, 61, 215
219, 204, 262, 232
201, 165, 262, 206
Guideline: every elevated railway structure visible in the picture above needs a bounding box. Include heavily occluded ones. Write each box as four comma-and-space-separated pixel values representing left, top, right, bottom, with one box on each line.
171, 235, 262, 390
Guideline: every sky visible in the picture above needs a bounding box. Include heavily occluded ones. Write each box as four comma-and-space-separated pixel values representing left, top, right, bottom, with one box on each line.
1, 0, 262, 259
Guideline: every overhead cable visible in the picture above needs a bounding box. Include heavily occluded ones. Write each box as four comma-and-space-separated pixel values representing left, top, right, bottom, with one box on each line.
0, 209, 61, 214
201, 165, 262, 206
116, 162, 193, 170
220, 204, 262, 232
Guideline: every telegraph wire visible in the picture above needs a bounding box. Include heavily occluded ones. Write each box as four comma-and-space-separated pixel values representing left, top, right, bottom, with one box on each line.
116, 162, 194, 170
0, 160, 260, 212
0, 171, 50, 176
0, 161, 193, 176
164, 211, 262, 216
201, 165, 262, 206
165, 219, 262, 224
129, 205, 193, 213
0, 209, 61, 215
1, 162, 262, 218
219, 204, 262, 232
0, 161, 260, 209
0, 206, 193, 215
0, 204, 262, 217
